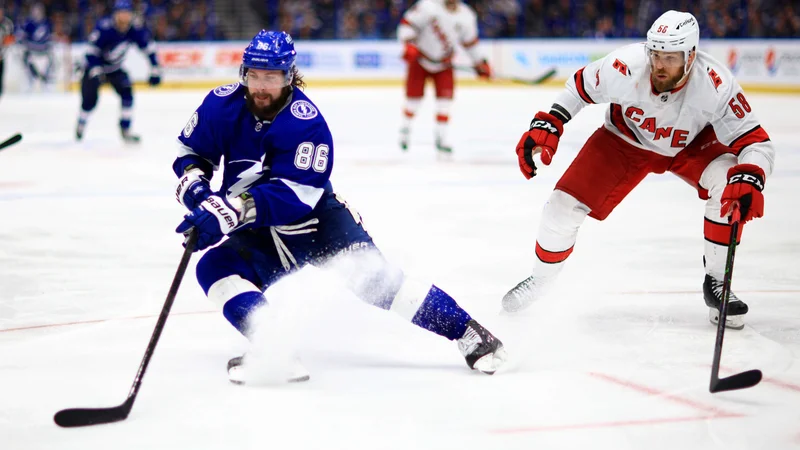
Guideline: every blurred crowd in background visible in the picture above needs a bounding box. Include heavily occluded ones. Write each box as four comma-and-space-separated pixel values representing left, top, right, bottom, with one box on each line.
1, 0, 799, 43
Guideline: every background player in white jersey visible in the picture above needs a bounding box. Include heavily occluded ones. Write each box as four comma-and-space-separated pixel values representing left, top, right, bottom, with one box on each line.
397, 0, 491, 157
503, 11, 775, 330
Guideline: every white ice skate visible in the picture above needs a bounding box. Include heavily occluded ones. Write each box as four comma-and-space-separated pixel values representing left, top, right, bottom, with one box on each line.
227, 355, 310, 385
502, 275, 551, 313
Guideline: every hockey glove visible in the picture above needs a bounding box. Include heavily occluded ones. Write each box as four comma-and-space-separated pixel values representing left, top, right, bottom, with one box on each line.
86, 65, 106, 84
721, 163, 765, 224
402, 42, 420, 63
148, 66, 162, 86
176, 195, 241, 251
474, 60, 492, 79
175, 167, 212, 210
515, 111, 564, 179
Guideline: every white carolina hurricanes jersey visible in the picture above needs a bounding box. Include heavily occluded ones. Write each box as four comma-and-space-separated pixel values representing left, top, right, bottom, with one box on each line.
553, 43, 775, 176
397, 0, 481, 73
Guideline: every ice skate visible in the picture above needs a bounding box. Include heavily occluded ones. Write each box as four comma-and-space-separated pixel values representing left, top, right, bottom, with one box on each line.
75, 121, 85, 141
400, 126, 410, 151
227, 355, 310, 385
457, 320, 507, 374
704, 274, 748, 330
121, 129, 141, 144
435, 137, 452, 161
502, 275, 551, 313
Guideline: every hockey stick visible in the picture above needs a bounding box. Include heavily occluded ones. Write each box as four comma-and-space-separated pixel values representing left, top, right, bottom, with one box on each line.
0, 133, 22, 151
54, 230, 198, 427
453, 65, 558, 85
709, 205, 762, 393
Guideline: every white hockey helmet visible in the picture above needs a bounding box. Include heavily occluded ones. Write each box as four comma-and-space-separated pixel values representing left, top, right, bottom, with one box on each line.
646, 11, 699, 72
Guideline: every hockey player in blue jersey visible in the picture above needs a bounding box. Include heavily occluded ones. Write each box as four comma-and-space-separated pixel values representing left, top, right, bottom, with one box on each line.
173, 30, 507, 382
76, 0, 161, 143
17, 3, 53, 92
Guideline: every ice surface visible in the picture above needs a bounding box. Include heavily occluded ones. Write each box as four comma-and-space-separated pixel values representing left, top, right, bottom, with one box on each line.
0, 85, 799, 450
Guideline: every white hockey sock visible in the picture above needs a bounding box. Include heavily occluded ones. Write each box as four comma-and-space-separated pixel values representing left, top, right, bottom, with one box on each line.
435, 98, 452, 143
532, 190, 590, 280
402, 98, 422, 130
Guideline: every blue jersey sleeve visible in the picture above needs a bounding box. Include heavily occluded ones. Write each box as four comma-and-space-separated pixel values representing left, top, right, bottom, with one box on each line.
84, 26, 105, 69
132, 23, 158, 67
174, 91, 222, 177
248, 106, 334, 227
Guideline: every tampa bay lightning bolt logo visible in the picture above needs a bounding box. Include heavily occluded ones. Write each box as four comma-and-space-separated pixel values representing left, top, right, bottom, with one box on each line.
214, 83, 240, 97
290, 100, 318, 120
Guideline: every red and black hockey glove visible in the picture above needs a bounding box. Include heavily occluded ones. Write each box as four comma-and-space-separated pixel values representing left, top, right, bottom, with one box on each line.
402, 42, 420, 63
474, 60, 492, 79
515, 111, 564, 179
720, 163, 765, 224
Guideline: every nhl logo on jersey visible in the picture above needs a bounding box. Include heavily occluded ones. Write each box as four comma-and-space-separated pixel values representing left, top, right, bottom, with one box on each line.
213, 83, 240, 97
290, 100, 318, 120
660, 94, 669, 102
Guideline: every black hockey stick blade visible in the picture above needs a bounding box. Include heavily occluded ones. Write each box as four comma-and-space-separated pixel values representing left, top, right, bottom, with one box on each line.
54, 397, 134, 427
54, 230, 197, 428
452, 66, 557, 85
508, 67, 558, 85
710, 369, 763, 393
0, 133, 22, 151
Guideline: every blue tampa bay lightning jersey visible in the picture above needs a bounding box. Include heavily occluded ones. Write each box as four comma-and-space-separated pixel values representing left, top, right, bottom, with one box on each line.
174, 83, 335, 227
85, 18, 157, 72
18, 19, 51, 53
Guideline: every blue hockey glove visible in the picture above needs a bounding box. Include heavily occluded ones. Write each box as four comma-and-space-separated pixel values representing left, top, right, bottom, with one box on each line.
175, 167, 212, 210
176, 195, 241, 251
148, 66, 162, 86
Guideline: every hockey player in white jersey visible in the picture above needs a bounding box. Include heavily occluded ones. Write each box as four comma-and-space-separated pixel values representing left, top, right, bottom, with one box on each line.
503, 11, 775, 330
397, 0, 491, 157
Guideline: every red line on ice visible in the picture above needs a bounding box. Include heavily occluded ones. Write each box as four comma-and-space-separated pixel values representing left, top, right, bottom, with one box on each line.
0, 310, 215, 333
589, 372, 741, 417
491, 414, 738, 434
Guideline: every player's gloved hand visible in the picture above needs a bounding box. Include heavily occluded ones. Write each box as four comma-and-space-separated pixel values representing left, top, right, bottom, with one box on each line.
720, 164, 765, 224
87, 65, 105, 84
515, 111, 564, 179
148, 66, 162, 86
474, 60, 492, 79
402, 42, 420, 63
176, 195, 241, 251
175, 167, 212, 210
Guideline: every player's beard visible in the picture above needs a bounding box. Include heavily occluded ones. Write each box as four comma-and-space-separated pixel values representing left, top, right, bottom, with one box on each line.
245, 86, 292, 121
650, 66, 686, 93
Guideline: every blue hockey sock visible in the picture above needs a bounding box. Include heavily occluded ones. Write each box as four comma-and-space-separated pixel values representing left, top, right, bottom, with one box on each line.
222, 291, 267, 334
410, 285, 471, 341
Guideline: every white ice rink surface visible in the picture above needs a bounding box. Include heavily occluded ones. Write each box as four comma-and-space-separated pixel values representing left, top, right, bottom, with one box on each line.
1, 85, 799, 450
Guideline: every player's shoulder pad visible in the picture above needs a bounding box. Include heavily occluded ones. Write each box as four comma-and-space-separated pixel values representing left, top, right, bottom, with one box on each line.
132, 16, 145, 29
197, 82, 246, 119
96, 18, 114, 31
693, 50, 735, 95
459, 2, 478, 20
603, 43, 648, 78
275, 90, 330, 139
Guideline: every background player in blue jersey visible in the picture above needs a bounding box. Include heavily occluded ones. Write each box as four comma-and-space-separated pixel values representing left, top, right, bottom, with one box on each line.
16, 3, 53, 92
76, 0, 161, 143
173, 30, 507, 382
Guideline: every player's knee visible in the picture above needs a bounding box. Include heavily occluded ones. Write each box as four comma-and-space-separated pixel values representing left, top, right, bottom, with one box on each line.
700, 153, 737, 200
120, 89, 133, 105
388, 277, 432, 321
541, 190, 590, 234
196, 247, 255, 296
